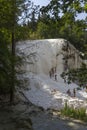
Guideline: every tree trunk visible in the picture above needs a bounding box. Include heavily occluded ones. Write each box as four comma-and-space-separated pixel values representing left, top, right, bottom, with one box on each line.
10, 30, 15, 103
10, 0, 16, 104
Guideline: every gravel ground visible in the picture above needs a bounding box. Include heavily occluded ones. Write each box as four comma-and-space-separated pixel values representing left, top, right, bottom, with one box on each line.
31, 111, 87, 130
0, 101, 87, 130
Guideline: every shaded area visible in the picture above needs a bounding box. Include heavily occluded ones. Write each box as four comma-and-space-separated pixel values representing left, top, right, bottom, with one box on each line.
31, 112, 87, 130
0, 102, 33, 130
0, 100, 87, 130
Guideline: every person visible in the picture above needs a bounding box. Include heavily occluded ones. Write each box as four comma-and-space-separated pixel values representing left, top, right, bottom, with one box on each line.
55, 74, 57, 81
49, 71, 52, 78
67, 89, 71, 96
85, 86, 87, 92
73, 88, 76, 97
64, 77, 66, 83
54, 67, 56, 73
51, 68, 54, 77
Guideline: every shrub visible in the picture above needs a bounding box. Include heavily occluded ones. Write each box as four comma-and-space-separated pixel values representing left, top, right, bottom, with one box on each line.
61, 103, 87, 121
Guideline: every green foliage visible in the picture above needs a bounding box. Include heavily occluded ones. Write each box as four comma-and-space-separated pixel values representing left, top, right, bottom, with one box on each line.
36, 22, 50, 39
61, 63, 87, 87
0, 30, 22, 94
34, 0, 87, 53
15, 25, 30, 41
61, 103, 87, 121
84, 3, 87, 12
0, 0, 34, 98
0, 30, 11, 93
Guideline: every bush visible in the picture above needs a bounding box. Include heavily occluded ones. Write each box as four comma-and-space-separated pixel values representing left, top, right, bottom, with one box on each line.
61, 102, 87, 121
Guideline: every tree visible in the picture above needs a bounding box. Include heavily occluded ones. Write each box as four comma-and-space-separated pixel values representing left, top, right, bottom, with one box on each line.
61, 63, 87, 88
38, 0, 87, 52
0, 30, 11, 94
0, 0, 37, 103
40, 0, 60, 20
36, 21, 49, 39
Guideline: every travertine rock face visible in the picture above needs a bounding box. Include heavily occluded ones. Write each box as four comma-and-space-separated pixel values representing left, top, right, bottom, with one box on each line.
16, 39, 82, 76
16, 39, 87, 110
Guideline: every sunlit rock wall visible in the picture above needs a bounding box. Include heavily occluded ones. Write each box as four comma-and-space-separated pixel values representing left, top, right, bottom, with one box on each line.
16, 39, 83, 76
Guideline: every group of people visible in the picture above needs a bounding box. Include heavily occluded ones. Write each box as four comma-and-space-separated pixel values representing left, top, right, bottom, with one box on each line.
49, 67, 77, 98
49, 67, 57, 81
67, 88, 76, 97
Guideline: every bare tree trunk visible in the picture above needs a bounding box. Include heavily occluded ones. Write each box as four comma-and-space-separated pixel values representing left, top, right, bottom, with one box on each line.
10, 0, 16, 104
10, 30, 15, 103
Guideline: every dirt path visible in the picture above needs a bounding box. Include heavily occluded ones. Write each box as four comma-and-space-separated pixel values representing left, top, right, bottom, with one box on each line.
31, 112, 87, 130
0, 102, 87, 130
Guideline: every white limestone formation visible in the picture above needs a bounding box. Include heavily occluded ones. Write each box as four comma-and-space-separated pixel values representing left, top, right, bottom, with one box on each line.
16, 39, 87, 110
16, 39, 82, 75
